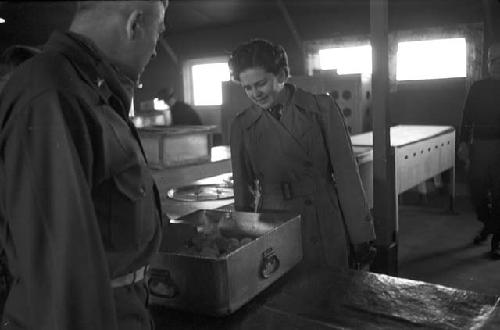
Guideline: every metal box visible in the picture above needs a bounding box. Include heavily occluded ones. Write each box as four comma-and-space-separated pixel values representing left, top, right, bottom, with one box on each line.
138, 125, 216, 169
148, 209, 302, 316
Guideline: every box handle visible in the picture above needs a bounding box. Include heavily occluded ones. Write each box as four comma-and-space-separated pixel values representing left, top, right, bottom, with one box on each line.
260, 248, 280, 279
147, 269, 179, 299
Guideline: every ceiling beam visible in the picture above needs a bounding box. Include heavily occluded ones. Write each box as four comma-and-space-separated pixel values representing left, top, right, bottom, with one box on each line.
275, 0, 305, 64
482, 0, 494, 41
159, 38, 179, 66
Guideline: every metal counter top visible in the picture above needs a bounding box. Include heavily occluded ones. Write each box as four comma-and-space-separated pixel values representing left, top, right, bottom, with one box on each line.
151, 265, 500, 329
350, 125, 455, 147
158, 146, 373, 219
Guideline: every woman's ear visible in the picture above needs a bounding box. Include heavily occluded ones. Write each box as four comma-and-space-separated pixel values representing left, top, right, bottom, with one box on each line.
276, 68, 288, 84
126, 10, 143, 40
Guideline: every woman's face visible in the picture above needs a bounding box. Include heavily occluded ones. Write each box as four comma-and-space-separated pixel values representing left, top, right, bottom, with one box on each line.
238, 66, 286, 109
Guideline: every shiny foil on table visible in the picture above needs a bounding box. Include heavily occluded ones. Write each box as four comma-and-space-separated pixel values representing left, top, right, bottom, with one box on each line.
152, 266, 500, 329
265, 268, 499, 329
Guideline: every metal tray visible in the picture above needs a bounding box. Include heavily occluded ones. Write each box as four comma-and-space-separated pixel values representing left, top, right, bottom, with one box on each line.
148, 209, 302, 316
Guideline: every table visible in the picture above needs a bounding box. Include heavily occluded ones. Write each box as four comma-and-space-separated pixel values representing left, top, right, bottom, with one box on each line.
351, 125, 456, 274
162, 172, 234, 219
351, 125, 456, 208
152, 146, 232, 219
151, 265, 500, 329
156, 146, 375, 220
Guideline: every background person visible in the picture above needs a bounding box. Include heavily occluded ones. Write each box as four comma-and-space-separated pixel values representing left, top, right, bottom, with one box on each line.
458, 42, 500, 258
0, 1, 168, 329
228, 39, 376, 269
157, 86, 202, 125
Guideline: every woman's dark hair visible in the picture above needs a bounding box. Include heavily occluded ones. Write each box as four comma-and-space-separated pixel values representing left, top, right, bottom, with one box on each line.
228, 39, 289, 81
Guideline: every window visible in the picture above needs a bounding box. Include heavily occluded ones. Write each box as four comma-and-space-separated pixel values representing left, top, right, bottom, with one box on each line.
318, 45, 372, 75
184, 58, 230, 106
396, 38, 466, 81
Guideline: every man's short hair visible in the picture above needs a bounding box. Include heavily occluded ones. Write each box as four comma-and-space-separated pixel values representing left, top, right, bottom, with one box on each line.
75, 0, 167, 15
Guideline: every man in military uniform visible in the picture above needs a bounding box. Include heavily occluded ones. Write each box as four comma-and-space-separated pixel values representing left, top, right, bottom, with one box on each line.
458, 42, 500, 258
0, 1, 168, 329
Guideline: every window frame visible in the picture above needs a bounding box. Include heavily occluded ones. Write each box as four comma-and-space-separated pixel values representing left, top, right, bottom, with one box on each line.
317, 44, 373, 76
305, 23, 483, 88
395, 37, 467, 81
182, 56, 230, 108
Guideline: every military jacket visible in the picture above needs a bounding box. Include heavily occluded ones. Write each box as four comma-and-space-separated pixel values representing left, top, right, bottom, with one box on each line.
0, 31, 162, 329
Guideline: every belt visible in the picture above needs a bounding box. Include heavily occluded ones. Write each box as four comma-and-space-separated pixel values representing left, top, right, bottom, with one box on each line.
260, 179, 317, 200
111, 265, 149, 289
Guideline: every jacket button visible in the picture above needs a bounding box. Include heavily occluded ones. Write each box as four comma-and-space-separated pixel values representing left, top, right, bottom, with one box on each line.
139, 186, 146, 196
304, 199, 313, 205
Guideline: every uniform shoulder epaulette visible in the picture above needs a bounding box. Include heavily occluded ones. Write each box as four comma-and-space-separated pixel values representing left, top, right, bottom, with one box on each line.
234, 106, 262, 129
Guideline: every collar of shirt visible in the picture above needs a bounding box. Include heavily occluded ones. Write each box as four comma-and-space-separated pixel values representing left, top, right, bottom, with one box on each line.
44, 31, 133, 119
265, 83, 293, 119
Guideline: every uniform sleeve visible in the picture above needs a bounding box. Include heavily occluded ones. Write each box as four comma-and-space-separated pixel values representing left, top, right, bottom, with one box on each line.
2, 91, 118, 330
229, 117, 255, 212
317, 95, 376, 244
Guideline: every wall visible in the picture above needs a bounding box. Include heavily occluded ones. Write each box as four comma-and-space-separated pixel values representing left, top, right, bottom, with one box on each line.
134, 5, 373, 128
135, 0, 495, 135
134, 18, 304, 129
389, 78, 467, 129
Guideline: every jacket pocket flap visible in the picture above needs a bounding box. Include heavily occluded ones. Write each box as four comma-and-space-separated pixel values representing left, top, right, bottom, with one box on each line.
113, 165, 147, 202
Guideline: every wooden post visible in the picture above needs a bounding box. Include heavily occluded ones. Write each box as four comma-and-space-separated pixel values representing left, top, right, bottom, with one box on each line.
370, 0, 398, 275
159, 38, 179, 66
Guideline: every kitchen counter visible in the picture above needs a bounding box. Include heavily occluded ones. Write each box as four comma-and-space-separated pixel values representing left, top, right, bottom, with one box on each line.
151, 265, 500, 329
158, 146, 373, 220
150, 137, 500, 329
152, 146, 232, 219
152, 145, 232, 192
161, 172, 234, 220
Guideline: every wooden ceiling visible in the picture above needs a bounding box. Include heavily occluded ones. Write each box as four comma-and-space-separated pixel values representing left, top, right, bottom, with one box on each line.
0, 0, 498, 52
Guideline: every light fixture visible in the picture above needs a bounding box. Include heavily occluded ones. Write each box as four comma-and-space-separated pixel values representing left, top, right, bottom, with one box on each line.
0, 17, 5, 24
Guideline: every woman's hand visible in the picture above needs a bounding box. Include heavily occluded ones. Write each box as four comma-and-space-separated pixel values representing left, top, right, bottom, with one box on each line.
352, 241, 377, 270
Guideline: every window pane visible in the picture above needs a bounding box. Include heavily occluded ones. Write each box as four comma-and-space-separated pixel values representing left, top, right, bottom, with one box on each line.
319, 45, 372, 75
192, 62, 230, 106
396, 38, 466, 80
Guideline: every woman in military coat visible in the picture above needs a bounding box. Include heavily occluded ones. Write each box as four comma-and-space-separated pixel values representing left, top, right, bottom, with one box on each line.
228, 39, 375, 268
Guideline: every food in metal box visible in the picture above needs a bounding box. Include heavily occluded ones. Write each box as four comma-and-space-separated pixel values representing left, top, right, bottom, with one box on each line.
148, 210, 302, 316
172, 211, 272, 258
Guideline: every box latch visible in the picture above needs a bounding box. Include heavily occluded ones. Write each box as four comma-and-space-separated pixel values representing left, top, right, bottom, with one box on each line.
260, 248, 280, 279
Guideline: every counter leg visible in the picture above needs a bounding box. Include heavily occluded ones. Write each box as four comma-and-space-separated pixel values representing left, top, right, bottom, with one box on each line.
448, 166, 457, 214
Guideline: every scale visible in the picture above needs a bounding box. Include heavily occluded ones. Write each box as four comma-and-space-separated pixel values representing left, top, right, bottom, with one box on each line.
167, 184, 234, 202
164, 173, 234, 219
